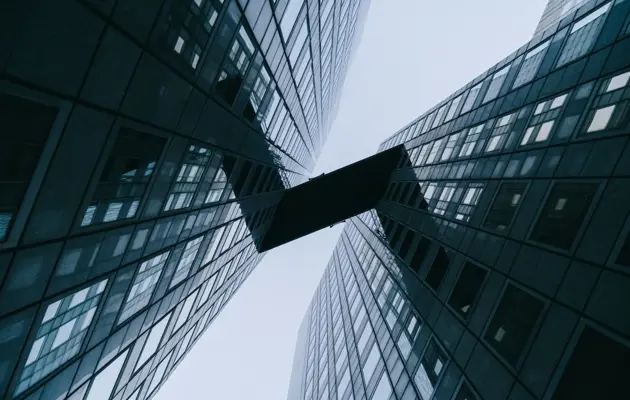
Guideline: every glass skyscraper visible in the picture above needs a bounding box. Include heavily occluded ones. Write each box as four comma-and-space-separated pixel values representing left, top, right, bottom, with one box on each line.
0, 0, 369, 399
288, 1, 630, 399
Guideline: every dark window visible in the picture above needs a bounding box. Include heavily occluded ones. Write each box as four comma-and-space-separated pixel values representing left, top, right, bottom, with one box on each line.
425, 247, 450, 291
552, 327, 630, 400
396, 183, 412, 203
389, 224, 404, 249
0, 94, 57, 241
414, 339, 448, 400
454, 382, 479, 400
530, 183, 598, 250
407, 184, 422, 206
448, 262, 487, 318
616, 233, 630, 267
409, 237, 431, 272
81, 129, 165, 227
484, 183, 527, 231
485, 285, 545, 366
398, 230, 415, 260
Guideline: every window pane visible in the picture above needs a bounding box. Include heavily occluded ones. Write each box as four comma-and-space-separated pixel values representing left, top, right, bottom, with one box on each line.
485, 285, 544, 366
448, 262, 487, 318
530, 183, 598, 249
557, 3, 610, 66
551, 327, 630, 399
484, 183, 527, 231
85, 350, 128, 400
425, 247, 450, 291
414, 339, 448, 400
587, 105, 616, 132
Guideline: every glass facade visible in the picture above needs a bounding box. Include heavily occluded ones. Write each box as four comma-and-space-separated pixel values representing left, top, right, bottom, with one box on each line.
289, 1, 630, 399
0, 0, 369, 399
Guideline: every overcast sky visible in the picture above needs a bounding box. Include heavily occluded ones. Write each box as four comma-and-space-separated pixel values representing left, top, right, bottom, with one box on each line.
154, 0, 547, 399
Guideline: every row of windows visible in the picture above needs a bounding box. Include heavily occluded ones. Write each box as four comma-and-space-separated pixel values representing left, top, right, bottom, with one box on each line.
348, 213, 630, 400
11, 235, 260, 399
402, 69, 630, 173
382, 1, 624, 150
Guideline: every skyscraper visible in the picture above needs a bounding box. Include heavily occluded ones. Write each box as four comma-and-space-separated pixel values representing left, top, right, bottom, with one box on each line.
0, 0, 370, 399
288, 1, 630, 399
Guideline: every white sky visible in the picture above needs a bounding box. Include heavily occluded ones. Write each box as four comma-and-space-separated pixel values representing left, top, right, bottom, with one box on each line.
154, 0, 547, 399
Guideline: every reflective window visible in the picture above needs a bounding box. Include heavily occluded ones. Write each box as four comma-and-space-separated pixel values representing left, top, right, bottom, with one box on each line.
583, 69, 630, 134
414, 339, 448, 400
513, 40, 550, 88
81, 129, 165, 227
425, 139, 444, 164
485, 285, 544, 366
371, 373, 392, 400
119, 251, 170, 323
441, 132, 460, 161
521, 93, 568, 146
16, 280, 108, 396
174, 290, 199, 332
483, 65, 510, 103
434, 183, 456, 216
557, 3, 611, 66
216, 27, 256, 104
459, 124, 484, 157
147, 351, 173, 397
164, 145, 213, 211
362, 345, 380, 384
0, 94, 57, 241
530, 182, 598, 250
461, 83, 482, 114
485, 113, 516, 153
448, 262, 487, 318
135, 314, 171, 371
484, 182, 527, 231
445, 94, 463, 121
281, 0, 305, 38
171, 235, 204, 288
431, 104, 448, 129
454, 382, 479, 400
455, 183, 484, 222
85, 350, 128, 400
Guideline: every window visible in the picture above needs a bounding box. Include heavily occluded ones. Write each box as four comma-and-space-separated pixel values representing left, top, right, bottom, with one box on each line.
414, 143, 431, 166
397, 333, 412, 359
530, 183, 598, 250
485, 285, 544, 366
425, 139, 443, 164
170, 235, 204, 288
84, 350, 128, 400
445, 94, 463, 121
174, 291, 198, 332
164, 145, 213, 211
135, 314, 171, 371
362, 345, 381, 384
521, 93, 568, 146
448, 262, 487, 318
15, 280, 108, 396
461, 83, 482, 114
409, 236, 431, 273
425, 247, 450, 291
484, 183, 527, 231
434, 183, 456, 216
557, 3, 611, 66
441, 132, 460, 161
431, 104, 448, 129
281, 0, 304, 38
455, 183, 484, 222
147, 351, 173, 397
454, 382, 479, 400
414, 339, 448, 400
459, 124, 484, 157
513, 40, 550, 88
81, 129, 165, 227
583, 70, 630, 134
371, 373, 392, 400
216, 26, 256, 104
615, 233, 630, 267
119, 251, 170, 323
485, 113, 515, 152
483, 65, 510, 103
551, 326, 630, 399
0, 94, 57, 241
